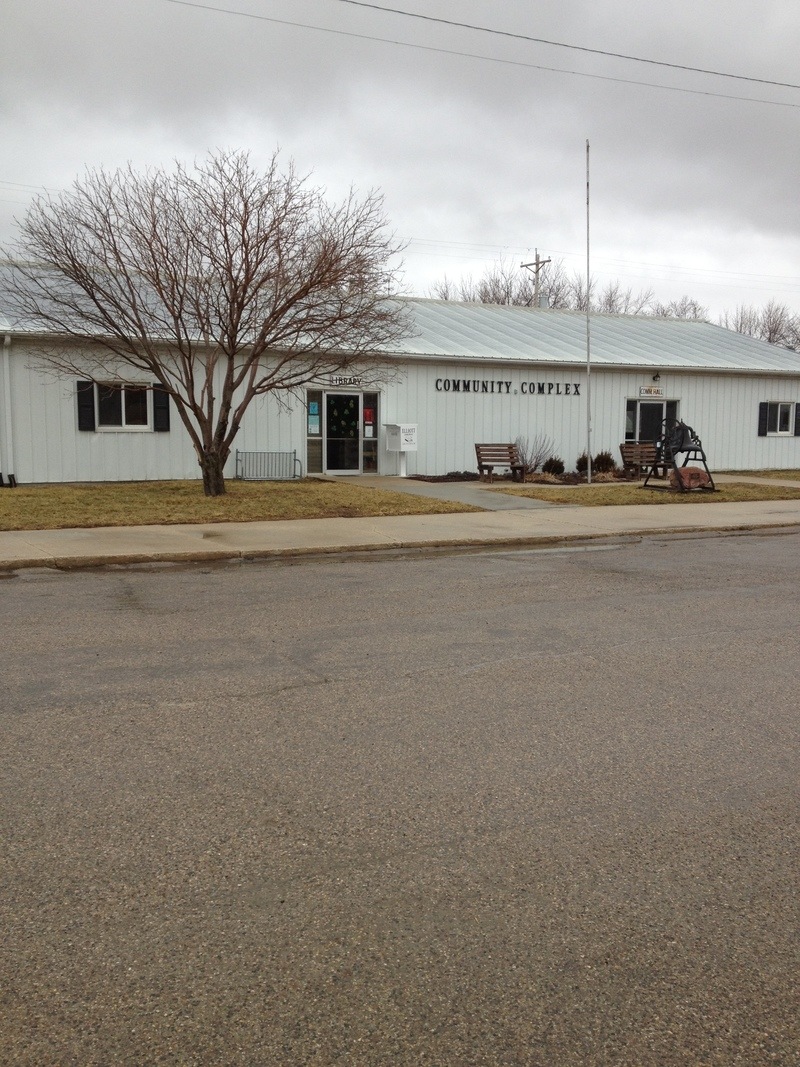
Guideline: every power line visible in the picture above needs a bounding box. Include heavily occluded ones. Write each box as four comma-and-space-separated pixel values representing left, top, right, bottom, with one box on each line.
403, 245, 800, 292
2, 174, 795, 290
162, 0, 800, 109
0, 180, 57, 192
330, 0, 800, 91
407, 238, 800, 284
543, 247, 800, 282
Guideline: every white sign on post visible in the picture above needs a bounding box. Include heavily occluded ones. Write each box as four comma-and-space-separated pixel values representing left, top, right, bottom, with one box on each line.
384, 423, 418, 476
399, 424, 417, 451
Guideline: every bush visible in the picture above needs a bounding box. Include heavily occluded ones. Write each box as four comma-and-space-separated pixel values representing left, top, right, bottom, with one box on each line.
542, 455, 565, 476
515, 433, 555, 474
576, 450, 617, 475
594, 450, 617, 473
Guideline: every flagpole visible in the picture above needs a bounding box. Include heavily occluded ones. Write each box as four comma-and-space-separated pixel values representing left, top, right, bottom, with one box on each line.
585, 139, 592, 484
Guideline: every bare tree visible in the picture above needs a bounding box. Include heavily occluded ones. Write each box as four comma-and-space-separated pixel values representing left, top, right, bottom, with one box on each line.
759, 300, 796, 347
595, 280, 655, 315
429, 275, 459, 301
431, 258, 536, 305
430, 258, 651, 314
716, 302, 800, 349
475, 259, 534, 305
514, 433, 555, 474
719, 304, 760, 336
651, 296, 708, 320
783, 316, 800, 351
2, 150, 409, 495
568, 273, 595, 313
539, 259, 573, 309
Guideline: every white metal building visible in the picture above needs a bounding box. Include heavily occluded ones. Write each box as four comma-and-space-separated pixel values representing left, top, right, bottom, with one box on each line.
2, 298, 799, 484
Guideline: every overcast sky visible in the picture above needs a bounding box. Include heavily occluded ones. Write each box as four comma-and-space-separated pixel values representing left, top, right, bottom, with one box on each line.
2, 0, 799, 318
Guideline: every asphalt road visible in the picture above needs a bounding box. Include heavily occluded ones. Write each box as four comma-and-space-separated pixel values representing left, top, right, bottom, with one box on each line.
1, 532, 798, 1066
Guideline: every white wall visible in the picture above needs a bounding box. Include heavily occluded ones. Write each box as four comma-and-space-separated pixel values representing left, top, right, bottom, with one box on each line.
3, 337, 800, 483
382, 359, 800, 475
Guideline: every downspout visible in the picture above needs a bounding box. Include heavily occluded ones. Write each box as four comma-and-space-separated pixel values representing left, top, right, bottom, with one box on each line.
1, 333, 15, 486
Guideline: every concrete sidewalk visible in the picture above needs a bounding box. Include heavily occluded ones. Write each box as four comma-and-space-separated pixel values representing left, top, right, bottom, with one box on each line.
2, 490, 800, 571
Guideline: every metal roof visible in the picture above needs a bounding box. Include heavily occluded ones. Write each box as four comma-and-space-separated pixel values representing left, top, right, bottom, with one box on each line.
3, 287, 799, 376
391, 298, 800, 375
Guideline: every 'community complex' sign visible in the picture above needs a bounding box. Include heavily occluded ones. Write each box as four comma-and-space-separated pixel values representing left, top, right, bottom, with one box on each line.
434, 377, 581, 396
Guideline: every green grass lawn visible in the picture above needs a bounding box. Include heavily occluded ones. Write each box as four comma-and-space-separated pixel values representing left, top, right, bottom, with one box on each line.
0, 479, 480, 532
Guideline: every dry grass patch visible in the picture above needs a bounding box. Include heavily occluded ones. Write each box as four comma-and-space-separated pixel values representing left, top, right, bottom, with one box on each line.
0, 479, 481, 532
496, 482, 800, 506
720, 469, 800, 481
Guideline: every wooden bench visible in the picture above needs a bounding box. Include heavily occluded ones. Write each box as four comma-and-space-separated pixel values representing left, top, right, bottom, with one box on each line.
619, 442, 667, 479
475, 443, 525, 483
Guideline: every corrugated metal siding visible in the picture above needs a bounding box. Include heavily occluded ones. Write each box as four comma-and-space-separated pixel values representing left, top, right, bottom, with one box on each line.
6, 309, 800, 482
235, 391, 306, 461
385, 359, 800, 475
11, 341, 199, 482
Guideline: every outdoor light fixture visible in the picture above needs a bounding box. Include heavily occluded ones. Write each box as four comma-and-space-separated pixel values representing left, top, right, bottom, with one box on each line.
652, 372, 661, 382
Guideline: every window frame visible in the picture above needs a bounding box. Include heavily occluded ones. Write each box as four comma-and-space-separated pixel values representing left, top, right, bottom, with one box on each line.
96, 383, 151, 431
758, 401, 799, 438
77, 380, 171, 433
767, 401, 792, 436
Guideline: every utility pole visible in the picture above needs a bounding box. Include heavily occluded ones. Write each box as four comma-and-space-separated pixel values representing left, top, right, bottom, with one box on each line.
521, 249, 551, 307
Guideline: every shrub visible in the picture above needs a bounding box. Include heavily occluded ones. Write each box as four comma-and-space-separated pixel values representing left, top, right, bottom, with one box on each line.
542, 455, 565, 476
593, 450, 617, 473
576, 450, 617, 475
514, 433, 555, 474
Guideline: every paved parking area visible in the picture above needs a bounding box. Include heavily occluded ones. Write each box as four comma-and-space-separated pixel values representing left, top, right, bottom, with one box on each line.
2, 532, 798, 1065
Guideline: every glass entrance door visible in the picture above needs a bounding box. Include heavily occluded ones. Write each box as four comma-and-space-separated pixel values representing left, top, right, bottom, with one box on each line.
625, 399, 679, 442
325, 393, 361, 473
639, 402, 665, 443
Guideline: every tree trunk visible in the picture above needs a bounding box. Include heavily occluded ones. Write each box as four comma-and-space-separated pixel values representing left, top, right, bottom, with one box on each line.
199, 450, 227, 496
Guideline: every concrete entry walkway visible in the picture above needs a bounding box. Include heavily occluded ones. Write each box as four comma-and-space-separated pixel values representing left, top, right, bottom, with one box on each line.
332, 471, 800, 509
326, 474, 559, 510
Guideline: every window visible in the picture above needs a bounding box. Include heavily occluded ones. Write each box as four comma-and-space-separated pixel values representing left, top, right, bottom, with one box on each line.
758, 402, 800, 437
97, 384, 148, 428
306, 389, 323, 474
77, 381, 170, 432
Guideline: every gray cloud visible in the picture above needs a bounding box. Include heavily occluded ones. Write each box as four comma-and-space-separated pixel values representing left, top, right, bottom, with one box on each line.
2, 0, 799, 317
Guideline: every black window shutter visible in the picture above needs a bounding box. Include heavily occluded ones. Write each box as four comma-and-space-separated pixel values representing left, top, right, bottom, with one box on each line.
152, 384, 170, 432
77, 381, 95, 431
757, 402, 768, 437
795, 403, 800, 437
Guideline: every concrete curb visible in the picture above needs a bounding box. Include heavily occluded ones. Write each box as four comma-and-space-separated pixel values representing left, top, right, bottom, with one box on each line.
2, 520, 800, 573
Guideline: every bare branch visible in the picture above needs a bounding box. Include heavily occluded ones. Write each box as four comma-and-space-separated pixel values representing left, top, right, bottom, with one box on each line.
1, 149, 410, 494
